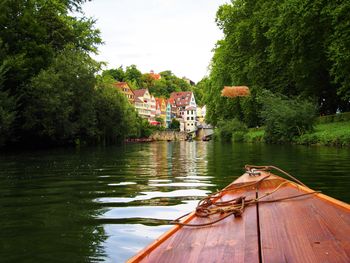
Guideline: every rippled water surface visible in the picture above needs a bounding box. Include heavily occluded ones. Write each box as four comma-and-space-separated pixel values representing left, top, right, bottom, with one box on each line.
1, 142, 350, 262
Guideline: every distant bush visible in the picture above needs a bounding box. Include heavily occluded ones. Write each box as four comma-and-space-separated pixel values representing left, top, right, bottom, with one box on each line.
259, 91, 317, 143
244, 128, 265, 143
294, 121, 350, 147
168, 119, 180, 131
215, 119, 248, 141
317, 112, 350, 124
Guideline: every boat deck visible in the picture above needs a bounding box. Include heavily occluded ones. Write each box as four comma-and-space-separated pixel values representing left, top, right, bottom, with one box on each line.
128, 172, 350, 263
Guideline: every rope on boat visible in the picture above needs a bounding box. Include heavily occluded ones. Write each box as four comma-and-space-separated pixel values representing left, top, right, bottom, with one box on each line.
170, 165, 320, 227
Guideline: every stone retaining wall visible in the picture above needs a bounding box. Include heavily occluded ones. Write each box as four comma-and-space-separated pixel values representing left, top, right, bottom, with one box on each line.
150, 131, 187, 141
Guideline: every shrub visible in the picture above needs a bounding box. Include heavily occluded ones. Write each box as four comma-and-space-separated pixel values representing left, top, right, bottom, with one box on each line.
215, 119, 247, 141
244, 128, 265, 143
316, 111, 350, 124
168, 119, 180, 131
232, 131, 245, 142
259, 91, 317, 143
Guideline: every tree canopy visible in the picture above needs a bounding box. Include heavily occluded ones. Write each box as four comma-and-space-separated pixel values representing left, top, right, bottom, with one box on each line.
203, 0, 350, 128
102, 66, 194, 98
0, 0, 144, 147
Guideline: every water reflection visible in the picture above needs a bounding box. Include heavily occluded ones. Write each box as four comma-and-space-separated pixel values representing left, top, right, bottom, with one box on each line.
97, 141, 212, 262
0, 142, 349, 262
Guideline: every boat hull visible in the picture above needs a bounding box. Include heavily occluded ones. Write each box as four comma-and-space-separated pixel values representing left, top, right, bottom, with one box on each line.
128, 171, 350, 263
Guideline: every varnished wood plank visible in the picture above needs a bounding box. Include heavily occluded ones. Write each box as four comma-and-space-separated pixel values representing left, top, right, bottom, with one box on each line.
135, 188, 259, 263
128, 171, 350, 263
258, 180, 350, 263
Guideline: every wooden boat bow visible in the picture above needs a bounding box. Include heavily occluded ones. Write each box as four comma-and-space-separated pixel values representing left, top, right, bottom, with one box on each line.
128, 166, 350, 263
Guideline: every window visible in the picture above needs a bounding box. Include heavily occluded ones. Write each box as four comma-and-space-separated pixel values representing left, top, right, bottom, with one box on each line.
191, 117, 194, 120
187, 117, 189, 120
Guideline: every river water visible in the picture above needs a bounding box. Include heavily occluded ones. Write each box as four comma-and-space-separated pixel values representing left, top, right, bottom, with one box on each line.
1, 141, 349, 262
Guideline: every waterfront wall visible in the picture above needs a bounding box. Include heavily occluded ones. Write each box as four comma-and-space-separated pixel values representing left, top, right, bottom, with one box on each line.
150, 131, 187, 141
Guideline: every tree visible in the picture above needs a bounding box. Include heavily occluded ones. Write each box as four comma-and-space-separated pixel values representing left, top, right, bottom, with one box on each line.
125, 65, 142, 87
192, 77, 207, 106
94, 78, 139, 144
0, 0, 103, 147
22, 47, 100, 145
102, 66, 125, 82
169, 119, 180, 131
0, 62, 16, 146
155, 117, 164, 125
205, 0, 350, 129
325, 0, 350, 106
259, 91, 317, 143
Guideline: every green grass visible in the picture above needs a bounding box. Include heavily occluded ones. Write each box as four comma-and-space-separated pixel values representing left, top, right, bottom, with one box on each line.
296, 121, 350, 147
244, 128, 265, 143
242, 121, 350, 147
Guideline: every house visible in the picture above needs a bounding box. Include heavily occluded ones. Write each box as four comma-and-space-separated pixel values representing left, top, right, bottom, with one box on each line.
149, 70, 161, 80
150, 95, 156, 120
133, 89, 152, 119
169, 91, 197, 132
184, 106, 197, 132
170, 91, 196, 117
155, 98, 167, 126
113, 82, 134, 104
155, 98, 162, 117
166, 102, 171, 128
165, 98, 178, 128
160, 99, 166, 125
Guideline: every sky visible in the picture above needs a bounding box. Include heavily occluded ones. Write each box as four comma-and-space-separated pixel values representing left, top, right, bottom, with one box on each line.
81, 0, 228, 83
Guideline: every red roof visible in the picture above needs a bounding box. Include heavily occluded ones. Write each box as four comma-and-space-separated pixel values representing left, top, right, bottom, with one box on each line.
155, 98, 166, 109
133, 89, 148, 98
113, 82, 129, 88
186, 106, 196, 111
170, 91, 193, 107
113, 82, 134, 96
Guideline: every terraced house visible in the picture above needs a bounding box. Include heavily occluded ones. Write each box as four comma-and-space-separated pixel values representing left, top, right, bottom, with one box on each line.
133, 89, 152, 119
170, 91, 197, 132
155, 98, 167, 126
113, 82, 135, 104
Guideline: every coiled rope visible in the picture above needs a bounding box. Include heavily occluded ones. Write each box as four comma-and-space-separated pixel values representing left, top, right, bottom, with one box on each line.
170, 165, 320, 227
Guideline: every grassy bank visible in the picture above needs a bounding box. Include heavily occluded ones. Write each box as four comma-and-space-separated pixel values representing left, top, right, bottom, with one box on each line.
243, 121, 350, 147
295, 122, 350, 147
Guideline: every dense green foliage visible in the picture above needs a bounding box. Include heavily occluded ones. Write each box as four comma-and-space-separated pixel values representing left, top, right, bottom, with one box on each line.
0, 0, 145, 148
203, 0, 350, 141
0, 63, 16, 146
214, 119, 248, 142
243, 121, 350, 147
168, 119, 180, 131
316, 111, 350, 124
260, 93, 317, 143
103, 66, 193, 98
192, 78, 207, 106
296, 121, 350, 146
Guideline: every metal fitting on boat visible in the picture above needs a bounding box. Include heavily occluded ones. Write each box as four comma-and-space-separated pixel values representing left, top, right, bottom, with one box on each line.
247, 168, 261, 176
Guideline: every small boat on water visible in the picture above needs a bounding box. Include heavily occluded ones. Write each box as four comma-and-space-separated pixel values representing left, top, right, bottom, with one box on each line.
128, 165, 350, 263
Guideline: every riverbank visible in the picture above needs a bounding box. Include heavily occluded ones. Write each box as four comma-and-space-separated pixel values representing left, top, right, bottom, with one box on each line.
149, 131, 187, 141
243, 121, 350, 147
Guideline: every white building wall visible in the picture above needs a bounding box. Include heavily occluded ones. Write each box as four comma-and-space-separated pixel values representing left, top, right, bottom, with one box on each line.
184, 108, 197, 132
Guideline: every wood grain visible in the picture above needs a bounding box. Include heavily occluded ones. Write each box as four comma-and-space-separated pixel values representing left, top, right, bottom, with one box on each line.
131, 187, 259, 263
258, 179, 350, 263
128, 172, 350, 263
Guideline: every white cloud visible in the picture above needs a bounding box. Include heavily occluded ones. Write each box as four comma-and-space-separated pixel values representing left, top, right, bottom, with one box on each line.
82, 0, 228, 82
